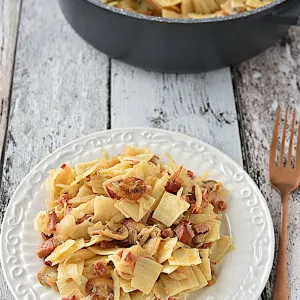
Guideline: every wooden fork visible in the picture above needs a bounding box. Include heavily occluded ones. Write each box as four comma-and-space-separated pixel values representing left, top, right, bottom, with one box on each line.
269, 108, 300, 300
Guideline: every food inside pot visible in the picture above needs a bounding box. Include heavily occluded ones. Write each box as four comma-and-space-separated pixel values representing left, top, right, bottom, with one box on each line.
99, 0, 273, 18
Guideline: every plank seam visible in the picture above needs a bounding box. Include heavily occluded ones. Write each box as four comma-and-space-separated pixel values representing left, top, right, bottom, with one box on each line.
231, 68, 250, 171
231, 67, 270, 300
0, 0, 23, 193
107, 58, 112, 129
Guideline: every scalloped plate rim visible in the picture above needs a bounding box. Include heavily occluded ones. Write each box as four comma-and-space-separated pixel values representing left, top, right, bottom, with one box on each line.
0, 127, 275, 300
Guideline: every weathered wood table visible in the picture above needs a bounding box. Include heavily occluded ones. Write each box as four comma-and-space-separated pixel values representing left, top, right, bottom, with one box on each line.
1, 0, 300, 299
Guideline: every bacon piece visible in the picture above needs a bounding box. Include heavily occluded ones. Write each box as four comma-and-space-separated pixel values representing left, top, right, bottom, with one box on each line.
76, 214, 92, 224
43, 259, 52, 266
183, 195, 196, 207
99, 241, 115, 249
193, 223, 210, 234
58, 193, 69, 205
211, 199, 218, 208
60, 163, 66, 169
165, 179, 181, 194
94, 261, 108, 276
187, 170, 194, 178
201, 191, 209, 208
117, 239, 134, 247
161, 228, 175, 239
123, 251, 136, 264
201, 242, 212, 249
36, 238, 59, 259
48, 211, 59, 232
174, 222, 195, 246
41, 232, 52, 241
62, 296, 77, 300
218, 200, 227, 211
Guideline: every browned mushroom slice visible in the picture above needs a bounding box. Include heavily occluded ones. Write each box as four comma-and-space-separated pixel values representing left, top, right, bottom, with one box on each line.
85, 277, 114, 300
37, 266, 58, 291
107, 177, 146, 200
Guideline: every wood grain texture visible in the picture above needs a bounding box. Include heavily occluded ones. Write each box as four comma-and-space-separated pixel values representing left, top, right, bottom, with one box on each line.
233, 27, 300, 300
0, 1, 22, 297
0, 0, 21, 161
0, 0, 109, 298
111, 61, 243, 165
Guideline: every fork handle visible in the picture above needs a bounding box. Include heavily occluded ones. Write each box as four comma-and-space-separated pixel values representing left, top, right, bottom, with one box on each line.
273, 194, 289, 300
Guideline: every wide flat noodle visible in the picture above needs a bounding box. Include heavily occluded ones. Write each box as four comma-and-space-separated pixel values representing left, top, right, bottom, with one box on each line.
168, 248, 201, 266
160, 267, 199, 296
119, 277, 137, 293
209, 234, 232, 262
198, 258, 212, 281
162, 261, 179, 274
189, 213, 215, 224
156, 237, 178, 263
94, 195, 124, 222
131, 257, 163, 294
46, 239, 85, 265
55, 214, 76, 242
114, 195, 155, 222
152, 192, 190, 227
203, 219, 221, 243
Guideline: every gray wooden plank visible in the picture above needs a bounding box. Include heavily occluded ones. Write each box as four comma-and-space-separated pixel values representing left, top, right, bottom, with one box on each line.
233, 27, 300, 300
0, 1, 22, 298
111, 61, 266, 300
0, 0, 21, 160
111, 61, 242, 165
0, 0, 110, 298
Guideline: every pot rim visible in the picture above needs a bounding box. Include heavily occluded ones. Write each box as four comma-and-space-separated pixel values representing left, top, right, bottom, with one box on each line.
85, 0, 285, 23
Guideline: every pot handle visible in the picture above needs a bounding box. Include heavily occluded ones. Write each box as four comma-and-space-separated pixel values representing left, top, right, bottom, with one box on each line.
271, 0, 300, 25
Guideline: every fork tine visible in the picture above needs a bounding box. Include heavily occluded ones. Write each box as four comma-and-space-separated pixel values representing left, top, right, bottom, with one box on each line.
269, 107, 281, 168
287, 109, 296, 166
296, 117, 300, 171
279, 108, 288, 166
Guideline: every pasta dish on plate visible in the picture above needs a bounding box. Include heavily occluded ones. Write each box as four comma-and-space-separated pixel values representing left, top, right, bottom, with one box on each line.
99, 0, 274, 19
34, 146, 232, 300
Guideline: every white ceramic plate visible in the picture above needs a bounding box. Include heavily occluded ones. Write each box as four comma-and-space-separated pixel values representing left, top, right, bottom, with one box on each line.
1, 128, 274, 300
